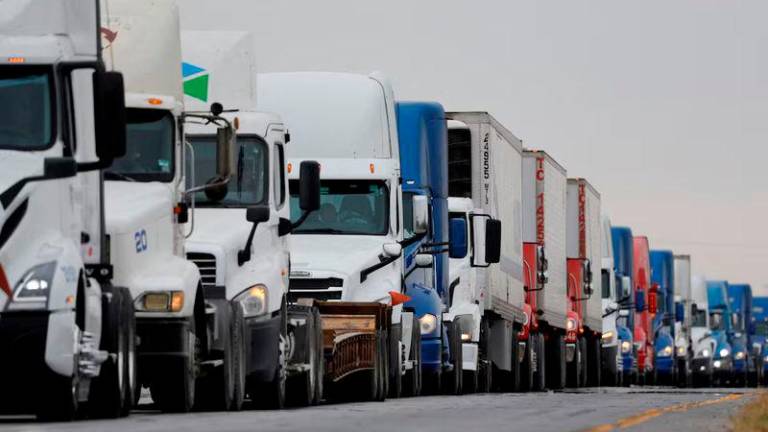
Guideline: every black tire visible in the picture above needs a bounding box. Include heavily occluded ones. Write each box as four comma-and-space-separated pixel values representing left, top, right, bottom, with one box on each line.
287, 308, 318, 407
230, 304, 246, 411
38, 372, 79, 422
195, 305, 235, 412
443, 321, 463, 395
518, 335, 534, 392
403, 324, 422, 397
533, 332, 547, 391
579, 338, 588, 387
477, 318, 493, 393
587, 336, 601, 387
118, 287, 137, 416
388, 324, 402, 399
251, 308, 287, 409
89, 285, 130, 418
151, 315, 197, 413
547, 334, 566, 390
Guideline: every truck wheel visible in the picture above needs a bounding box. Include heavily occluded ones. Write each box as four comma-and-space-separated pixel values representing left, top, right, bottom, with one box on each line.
229, 304, 246, 411
195, 307, 235, 412
579, 338, 588, 387
38, 371, 79, 422
533, 332, 547, 391
388, 325, 402, 399
496, 328, 521, 393
251, 326, 287, 409
151, 316, 197, 413
518, 336, 533, 392
312, 309, 324, 404
547, 334, 566, 390
477, 318, 492, 393
287, 307, 318, 407
119, 287, 138, 416
89, 285, 130, 418
403, 323, 422, 397
443, 320, 463, 395
587, 336, 601, 387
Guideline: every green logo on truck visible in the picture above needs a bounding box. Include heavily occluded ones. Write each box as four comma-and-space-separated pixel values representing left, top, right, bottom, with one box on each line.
182, 62, 209, 102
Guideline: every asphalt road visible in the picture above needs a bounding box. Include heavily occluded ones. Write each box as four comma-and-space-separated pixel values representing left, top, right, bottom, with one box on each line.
0, 387, 756, 432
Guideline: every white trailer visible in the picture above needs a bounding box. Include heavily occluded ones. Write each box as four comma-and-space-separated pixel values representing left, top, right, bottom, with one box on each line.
566, 178, 602, 387
0, 0, 135, 420
674, 255, 692, 387
182, 31, 323, 408
444, 112, 524, 392
257, 72, 420, 401
522, 150, 568, 390
101, 0, 235, 412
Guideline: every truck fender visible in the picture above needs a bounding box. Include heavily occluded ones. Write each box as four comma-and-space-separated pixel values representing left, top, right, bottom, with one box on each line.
130, 255, 201, 317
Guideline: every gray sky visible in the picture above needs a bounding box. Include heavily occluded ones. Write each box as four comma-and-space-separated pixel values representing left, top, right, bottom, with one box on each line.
180, 0, 768, 294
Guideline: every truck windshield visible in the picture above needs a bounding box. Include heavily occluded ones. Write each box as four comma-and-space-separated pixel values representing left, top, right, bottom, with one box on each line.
186, 135, 268, 207
289, 180, 389, 235
0, 68, 54, 150
691, 307, 707, 327
107, 109, 174, 182
710, 311, 725, 331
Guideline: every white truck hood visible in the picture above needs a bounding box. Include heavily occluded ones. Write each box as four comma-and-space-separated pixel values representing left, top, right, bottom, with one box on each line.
105, 181, 174, 234
187, 208, 250, 251
289, 234, 387, 279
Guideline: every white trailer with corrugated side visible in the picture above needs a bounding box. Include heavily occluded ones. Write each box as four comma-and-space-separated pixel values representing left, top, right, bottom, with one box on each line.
522, 150, 568, 390
566, 178, 602, 388
445, 112, 523, 392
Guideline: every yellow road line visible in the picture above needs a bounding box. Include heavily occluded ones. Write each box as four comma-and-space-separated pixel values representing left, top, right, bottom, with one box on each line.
585, 393, 745, 431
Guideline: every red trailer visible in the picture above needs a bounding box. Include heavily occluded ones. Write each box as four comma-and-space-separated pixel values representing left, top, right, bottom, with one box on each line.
632, 236, 657, 384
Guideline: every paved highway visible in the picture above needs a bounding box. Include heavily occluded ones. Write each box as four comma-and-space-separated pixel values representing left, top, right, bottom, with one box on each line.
0, 387, 755, 432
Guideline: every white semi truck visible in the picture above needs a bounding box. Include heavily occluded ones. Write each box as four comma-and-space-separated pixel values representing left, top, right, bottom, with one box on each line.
690, 275, 715, 386
600, 216, 623, 386
444, 112, 522, 393
181, 31, 323, 408
674, 255, 692, 386
0, 0, 135, 420
101, 0, 236, 412
257, 72, 420, 401
565, 178, 602, 387
522, 150, 568, 390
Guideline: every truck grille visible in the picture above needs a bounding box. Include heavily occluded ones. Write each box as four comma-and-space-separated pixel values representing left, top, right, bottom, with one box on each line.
289, 278, 343, 303
187, 252, 217, 290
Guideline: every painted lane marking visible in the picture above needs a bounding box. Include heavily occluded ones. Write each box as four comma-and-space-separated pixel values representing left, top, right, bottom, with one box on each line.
584, 393, 744, 431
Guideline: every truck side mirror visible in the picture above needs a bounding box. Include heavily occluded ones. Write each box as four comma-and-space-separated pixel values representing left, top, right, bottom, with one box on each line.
675, 302, 685, 323
449, 217, 468, 259
621, 276, 632, 298
93, 70, 127, 163
412, 195, 429, 235
619, 309, 630, 318
216, 125, 235, 179
484, 219, 501, 264
299, 161, 321, 212
636, 291, 646, 313
415, 254, 434, 268
43, 157, 77, 180
246, 205, 270, 223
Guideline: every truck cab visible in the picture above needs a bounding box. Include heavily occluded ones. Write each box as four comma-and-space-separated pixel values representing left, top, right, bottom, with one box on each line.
726, 283, 753, 386
650, 250, 675, 384
611, 226, 637, 384
690, 275, 715, 386
0, 0, 135, 420
751, 296, 768, 385
673, 255, 693, 387
600, 217, 621, 385
632, 236, 655, 383
706, 280, 733, 385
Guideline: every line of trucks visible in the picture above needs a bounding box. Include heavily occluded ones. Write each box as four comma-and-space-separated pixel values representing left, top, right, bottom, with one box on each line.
0, 0, 764, 421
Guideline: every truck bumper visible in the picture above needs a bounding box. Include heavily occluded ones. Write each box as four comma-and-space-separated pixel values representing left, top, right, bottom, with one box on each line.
622, 354, 636, 373
137, 316, 193, 386
243, 313, 281, 381
0, 311, 65, 413
692, 357, 712, 376
733, 358, 747, 373
421, 335, 442, 373
655, 356, 675, 374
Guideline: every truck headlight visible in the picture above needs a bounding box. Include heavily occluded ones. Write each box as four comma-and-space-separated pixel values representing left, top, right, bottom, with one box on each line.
734, 351, 746, 361
566, 317, 577, 331
8, 262, 57, 310
657, 346, 673, 357
719, 348, 730, 358
602, 331, 615, 342
621, 340, 632, 354
137, 291, 185, 312
676, 346, 686, 357
763, 355, 768, 363
235, 285, 268, 317
419, 314, 438, 335
697, 348, 710, 358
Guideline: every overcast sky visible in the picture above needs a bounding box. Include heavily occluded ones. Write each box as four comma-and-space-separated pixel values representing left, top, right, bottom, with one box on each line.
180, 0, 768, 294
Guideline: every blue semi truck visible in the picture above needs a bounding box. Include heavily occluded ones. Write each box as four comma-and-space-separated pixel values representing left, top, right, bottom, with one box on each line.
396, 102, 463, 394
707, 280, 734, 386
611, 226, 637, 385
751, 296, 768, 385
727, 283, 760, 386
650, 250, 676, 384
